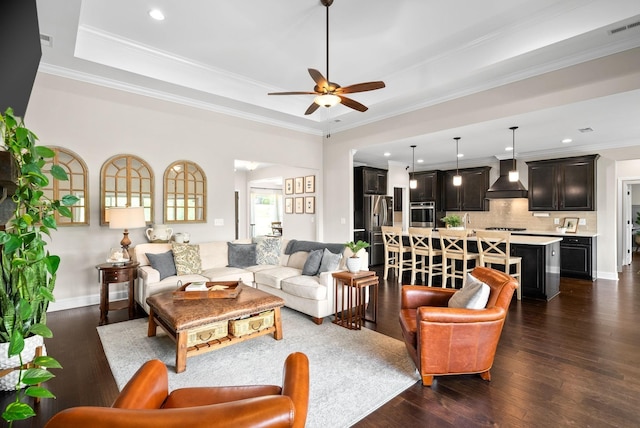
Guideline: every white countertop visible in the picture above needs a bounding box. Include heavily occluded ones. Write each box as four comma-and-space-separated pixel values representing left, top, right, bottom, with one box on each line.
430, 230, 563, 245
510, 230, 598, 238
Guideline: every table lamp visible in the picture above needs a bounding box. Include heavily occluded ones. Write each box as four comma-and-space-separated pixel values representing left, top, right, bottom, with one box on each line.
107, 207, 146, 259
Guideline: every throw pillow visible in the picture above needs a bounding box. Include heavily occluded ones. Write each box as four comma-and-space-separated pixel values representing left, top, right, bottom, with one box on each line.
287, 251, 309, 270
448, 273, 490, 309
254, 236, 281, 265
227, 242, 257, 268
318, 248, 343, 273
302, 249, 324, 276
145, 251, 176, 280
171, 243, 202, 275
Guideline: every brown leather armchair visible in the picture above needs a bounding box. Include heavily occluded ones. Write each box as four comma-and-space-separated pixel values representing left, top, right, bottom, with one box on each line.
45, 352, 309, 428
399, 266, 517, 386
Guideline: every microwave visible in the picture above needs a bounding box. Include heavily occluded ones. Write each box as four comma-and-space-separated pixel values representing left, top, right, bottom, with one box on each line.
410, 201, 435, 228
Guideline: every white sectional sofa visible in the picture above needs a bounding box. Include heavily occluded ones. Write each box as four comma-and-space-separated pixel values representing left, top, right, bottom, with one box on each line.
132, 238, 368, 324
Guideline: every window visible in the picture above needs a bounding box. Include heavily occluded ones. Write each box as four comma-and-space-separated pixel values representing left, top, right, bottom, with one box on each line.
100, 154, 154, 225
250, 187, 283, 237
164, 160, 206, 223
43, 147, 89, 226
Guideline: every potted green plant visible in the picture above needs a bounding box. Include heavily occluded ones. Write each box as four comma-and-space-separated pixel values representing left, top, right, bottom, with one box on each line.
345, 240, 370, 273
441, 214, 463, 229
0, 108, 78, 425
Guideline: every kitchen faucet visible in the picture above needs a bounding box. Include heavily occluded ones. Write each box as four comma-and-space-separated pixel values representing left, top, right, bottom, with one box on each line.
462, 213, 470, 229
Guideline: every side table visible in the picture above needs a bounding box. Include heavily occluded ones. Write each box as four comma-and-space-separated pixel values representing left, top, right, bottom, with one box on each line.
95, 262, 139, 325
332, 270, 379, 330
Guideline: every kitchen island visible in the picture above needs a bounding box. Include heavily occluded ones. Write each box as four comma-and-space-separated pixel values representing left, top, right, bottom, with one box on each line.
430, 231, 562, 300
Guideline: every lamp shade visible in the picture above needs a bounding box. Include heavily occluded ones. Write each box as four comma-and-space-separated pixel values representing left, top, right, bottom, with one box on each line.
107, 207, 146, 229
314, 94, 340, 107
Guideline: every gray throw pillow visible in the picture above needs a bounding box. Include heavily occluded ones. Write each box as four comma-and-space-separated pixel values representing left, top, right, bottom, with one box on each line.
318, 248, 343, 273
146, 251, 176, 280
302, 249, 324, 276
448, 273, 490, 309
227, 242, 257, 268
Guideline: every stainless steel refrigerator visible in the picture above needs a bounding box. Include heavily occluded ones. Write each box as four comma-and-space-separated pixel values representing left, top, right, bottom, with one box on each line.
361, 195, 393, 266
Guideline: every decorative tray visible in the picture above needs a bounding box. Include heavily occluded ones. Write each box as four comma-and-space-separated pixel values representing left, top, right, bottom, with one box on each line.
172, 281, 241, 300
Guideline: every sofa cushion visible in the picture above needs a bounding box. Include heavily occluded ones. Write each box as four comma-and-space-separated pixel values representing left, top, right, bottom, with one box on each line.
302, 249, 323, 276
281, 276, 328, 300
448, 273, 491, 309
171, 243, 202, 275
227, 242, 257, 268
198, 241, 230, 270
287, 251, 308, 270
254, 236, 282, 265
254, 266, 301, 290
318, 248, 342, 273
145, 251, 176, 280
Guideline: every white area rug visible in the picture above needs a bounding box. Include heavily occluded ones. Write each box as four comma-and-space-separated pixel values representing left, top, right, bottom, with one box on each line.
97, 308, 419, 428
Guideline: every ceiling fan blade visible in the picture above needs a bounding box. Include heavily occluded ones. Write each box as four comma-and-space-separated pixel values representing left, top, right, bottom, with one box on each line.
268, 91, 318, 95
337, 81, 386, 94
304, 102, 320, 115
338, 95, 368, 112
308, 68, 329, 91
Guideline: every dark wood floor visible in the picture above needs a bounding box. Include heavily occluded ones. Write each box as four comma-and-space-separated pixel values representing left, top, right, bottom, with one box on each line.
3, 255, 640, 427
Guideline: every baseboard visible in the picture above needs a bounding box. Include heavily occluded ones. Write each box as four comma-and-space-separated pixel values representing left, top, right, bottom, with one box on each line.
48, 290, 129, 312
596, 271, 619, 281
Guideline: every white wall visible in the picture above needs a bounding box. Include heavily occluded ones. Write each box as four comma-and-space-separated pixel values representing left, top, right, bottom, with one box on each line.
25, 73, 322, 311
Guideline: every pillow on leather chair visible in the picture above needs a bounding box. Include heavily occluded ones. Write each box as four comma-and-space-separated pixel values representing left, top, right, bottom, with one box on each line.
448, 273, 490, 309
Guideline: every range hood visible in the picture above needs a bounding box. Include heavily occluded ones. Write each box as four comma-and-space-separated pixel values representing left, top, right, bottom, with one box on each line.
485, 159, 528, 199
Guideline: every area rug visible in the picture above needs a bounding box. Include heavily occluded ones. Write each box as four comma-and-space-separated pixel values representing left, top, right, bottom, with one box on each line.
97, 308, 420, 428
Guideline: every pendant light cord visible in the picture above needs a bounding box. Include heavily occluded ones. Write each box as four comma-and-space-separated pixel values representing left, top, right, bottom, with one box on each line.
326, 2, 330, 84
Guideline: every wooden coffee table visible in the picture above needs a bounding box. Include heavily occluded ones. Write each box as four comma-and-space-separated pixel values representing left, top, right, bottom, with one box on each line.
146, 284, 284, 373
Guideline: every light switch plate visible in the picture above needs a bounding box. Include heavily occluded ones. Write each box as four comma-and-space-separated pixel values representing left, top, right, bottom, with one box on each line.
554, 218, 560, 225
579, 218, 586, 225
214, 218, 224, 226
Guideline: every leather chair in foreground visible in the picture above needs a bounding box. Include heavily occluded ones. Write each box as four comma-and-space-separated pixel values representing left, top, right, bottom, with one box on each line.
399, 266, 517, 386
45, 352, 309, 428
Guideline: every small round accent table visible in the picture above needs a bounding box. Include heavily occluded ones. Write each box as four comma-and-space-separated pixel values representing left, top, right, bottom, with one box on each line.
95, 262, 139, 325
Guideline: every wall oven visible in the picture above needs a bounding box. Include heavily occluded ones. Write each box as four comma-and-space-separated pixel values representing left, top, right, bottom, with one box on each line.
410, 201, 435, 228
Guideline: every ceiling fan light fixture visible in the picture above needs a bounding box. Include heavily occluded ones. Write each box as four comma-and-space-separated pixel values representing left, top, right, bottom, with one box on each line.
314, 94, 341, 107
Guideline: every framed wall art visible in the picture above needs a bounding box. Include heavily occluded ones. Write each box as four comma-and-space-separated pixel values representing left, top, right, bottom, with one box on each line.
304, 175, 315, 193
285, 197, 293, 214
563, 217, 579, 233
295, 197, 304, 214
295, 177, 304, 194
285, 178, 294, 195
305, 196, 315, 214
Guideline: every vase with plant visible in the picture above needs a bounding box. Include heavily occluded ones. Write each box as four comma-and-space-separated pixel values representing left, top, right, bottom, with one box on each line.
345, 240, 370, 273
441, 214, 463, 229
0, 107, 78, 425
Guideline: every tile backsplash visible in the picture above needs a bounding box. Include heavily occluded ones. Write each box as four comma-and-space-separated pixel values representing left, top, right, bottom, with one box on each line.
445, 198, 597, 233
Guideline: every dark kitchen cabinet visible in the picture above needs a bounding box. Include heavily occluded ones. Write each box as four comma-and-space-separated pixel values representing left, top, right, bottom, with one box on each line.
443, 167, 491, 211
355, 166, 388, 195
527, 155, 599, 211
410, 170, 442, 204
511, 241, 560, 301
560, 236, 596, 280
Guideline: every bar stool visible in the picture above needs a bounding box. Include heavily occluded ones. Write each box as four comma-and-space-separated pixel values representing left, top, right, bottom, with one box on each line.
381, 226, 411, 282
408, 227, 443, 286
439, 228, 479, 288
475, 230, 522, 300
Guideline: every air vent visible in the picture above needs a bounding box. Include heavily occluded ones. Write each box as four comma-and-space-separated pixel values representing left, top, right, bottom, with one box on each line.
608, 21, 640, 35
40, 33, 52, 47
578, 127, 594, 133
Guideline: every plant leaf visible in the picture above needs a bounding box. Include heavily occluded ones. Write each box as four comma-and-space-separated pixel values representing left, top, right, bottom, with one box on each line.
35, 146, 55, 159
29, 323, 53, 338
45, 255, 61, 275
61, 194, 80, 206
21, 367, 55, 385
33, 355, 62, 369
2, 401, 36, 422
50, 164, 68, 181
25, 385, 56, 399
57, 205, 72, 218
8, 329, 25, 357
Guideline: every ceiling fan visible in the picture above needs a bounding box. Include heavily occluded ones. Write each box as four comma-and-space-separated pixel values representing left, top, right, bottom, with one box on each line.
268, 0, 385, 115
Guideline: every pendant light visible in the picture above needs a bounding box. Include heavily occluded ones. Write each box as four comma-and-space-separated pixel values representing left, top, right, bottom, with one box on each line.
508, 126, 519, 182
453, 137, 462, 186
409, 145, 417, 189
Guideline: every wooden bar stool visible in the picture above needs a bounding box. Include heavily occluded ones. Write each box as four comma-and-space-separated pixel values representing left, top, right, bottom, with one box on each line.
408, 227, 443, 286
439, 228, 479, 288
381, 226, 411, 282
475, 230, 522, 300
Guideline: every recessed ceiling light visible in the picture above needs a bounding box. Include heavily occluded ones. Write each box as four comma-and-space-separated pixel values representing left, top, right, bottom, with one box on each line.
383, 152, 391, 157
562, 138, 572, 144
457, 153, 464, 158
505, 146, 513, 151
149, 9, 165, 21
417, 159, 424, 163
